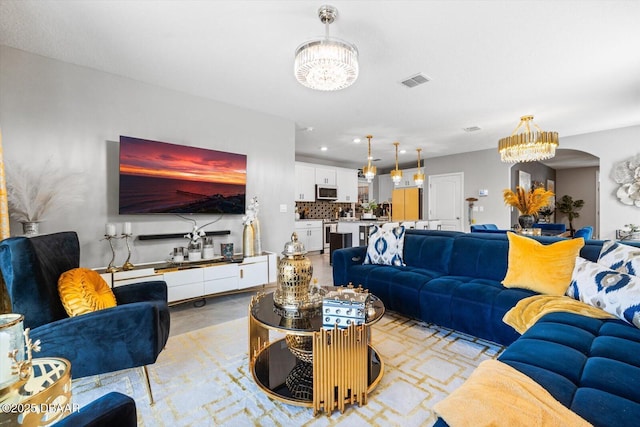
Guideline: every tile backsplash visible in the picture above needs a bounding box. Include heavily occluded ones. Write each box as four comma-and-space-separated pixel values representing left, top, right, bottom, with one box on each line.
295, 201, 353, 220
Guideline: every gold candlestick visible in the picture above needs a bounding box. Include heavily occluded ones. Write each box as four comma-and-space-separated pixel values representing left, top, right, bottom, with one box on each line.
103, 235, 119, 273
121, 234, 134, 271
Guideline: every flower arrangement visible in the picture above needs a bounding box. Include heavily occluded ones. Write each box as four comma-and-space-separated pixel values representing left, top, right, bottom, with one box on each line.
242, 196, 259, 225
6, 162, 85, 223
184, 224, 206, 244
503, 186, 554, 215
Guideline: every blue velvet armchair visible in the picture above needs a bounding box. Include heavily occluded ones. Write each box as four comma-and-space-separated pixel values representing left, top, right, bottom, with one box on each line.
0, 232, 170, 403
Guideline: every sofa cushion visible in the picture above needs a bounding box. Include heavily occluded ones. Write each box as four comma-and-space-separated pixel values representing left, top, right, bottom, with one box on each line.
567, 256, 640, 328
347, 263, 443, 318
419, 275, 535, 345
364, 225, 406, 266
58, 268, 117, 317
502, 232, 584, 295
448, 233, 510, 281
598, 240, 640, 276
402, 230, 458, 273
499, 312, 640, 427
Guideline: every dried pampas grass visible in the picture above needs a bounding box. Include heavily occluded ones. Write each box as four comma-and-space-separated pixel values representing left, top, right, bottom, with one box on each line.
6, 162, 86, 222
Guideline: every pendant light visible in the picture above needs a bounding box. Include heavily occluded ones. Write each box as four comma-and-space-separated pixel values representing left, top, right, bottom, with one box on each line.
294, 5, 359, 91
390, 142, 403, 185
498, 115, 559, 163
413, 148, 425, 187
362, 135, 376, 183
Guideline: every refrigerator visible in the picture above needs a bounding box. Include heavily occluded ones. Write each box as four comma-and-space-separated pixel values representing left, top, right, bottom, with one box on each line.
392, 187, 423, 221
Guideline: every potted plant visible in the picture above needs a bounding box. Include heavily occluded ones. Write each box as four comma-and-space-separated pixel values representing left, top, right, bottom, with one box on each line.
503, 186, 554, 229
360, 199, 378, 219
555, 195, 584, 236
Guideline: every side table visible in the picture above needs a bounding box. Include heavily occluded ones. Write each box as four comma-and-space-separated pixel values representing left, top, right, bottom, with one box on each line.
248, 289, 385, 415
0, 357, 72, 426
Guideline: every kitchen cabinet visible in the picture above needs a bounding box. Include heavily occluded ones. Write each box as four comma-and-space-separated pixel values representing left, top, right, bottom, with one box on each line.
377, 173, 394, 203
392, 187, 422, 221
315, 167, 336, 185
295, 163, 316, 201
336, 167, 358, 202
395, 168, 418, 188
294, 220, 323, 252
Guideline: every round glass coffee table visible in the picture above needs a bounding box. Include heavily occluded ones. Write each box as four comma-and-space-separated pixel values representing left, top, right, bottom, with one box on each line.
248, 287, 385, 415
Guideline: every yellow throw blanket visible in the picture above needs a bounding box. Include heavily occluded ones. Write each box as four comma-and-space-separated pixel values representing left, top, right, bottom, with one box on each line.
433, 359, 592, 427
503, 294, 616, 334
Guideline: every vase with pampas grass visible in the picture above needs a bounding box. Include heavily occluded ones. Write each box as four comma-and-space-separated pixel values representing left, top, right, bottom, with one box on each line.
6, 162, 85, 236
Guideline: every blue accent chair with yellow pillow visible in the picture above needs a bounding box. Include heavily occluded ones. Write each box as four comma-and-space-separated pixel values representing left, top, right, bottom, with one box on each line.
0, 232, 170, 403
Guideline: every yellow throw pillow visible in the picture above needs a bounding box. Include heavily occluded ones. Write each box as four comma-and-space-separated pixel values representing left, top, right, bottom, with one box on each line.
58, 268, 117, 316
502, 232, 584, 295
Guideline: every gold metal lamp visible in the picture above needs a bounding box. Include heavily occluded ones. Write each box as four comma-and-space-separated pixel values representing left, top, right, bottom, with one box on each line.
413, 148, 425, 187
390, 142, 403, 185
498, 115, 559, 163
362, 135, 376, 183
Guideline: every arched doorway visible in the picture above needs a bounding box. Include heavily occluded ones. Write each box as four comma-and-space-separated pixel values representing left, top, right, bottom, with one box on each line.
541, 149, 600, 238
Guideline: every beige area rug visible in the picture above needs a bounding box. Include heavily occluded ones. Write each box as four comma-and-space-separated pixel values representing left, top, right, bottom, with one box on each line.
71, 313, 505, 426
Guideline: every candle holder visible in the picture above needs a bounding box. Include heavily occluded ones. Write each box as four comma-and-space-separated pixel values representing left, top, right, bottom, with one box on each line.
103, 235, 119, 273
121, 233, 134, 271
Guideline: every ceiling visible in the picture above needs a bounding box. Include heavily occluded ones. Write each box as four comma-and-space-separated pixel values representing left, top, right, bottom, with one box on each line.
1, 1, 639, 170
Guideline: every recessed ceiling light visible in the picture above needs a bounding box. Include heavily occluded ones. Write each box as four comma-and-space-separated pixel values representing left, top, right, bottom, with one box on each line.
306, 127, 314, 132
399, 149, 407, 154
320, 146, 328, 151
353, 138, 361, 143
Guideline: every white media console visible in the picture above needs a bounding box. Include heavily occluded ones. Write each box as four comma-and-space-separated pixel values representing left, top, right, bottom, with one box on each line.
98, 252, 277, 305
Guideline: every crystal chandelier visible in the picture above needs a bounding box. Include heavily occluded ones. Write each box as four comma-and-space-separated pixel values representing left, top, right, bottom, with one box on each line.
363, 135, 376, 183
294, 5, 359, 91
391, 142, 403, 185
498, 115, 559, 163
413, 148, 425, 187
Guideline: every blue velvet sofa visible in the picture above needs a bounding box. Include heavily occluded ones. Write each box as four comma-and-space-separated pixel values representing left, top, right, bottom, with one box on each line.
332, 230, 640, 426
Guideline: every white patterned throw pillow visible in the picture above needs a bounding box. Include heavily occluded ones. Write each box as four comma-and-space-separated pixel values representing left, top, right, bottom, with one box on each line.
598, 240, 640, 276
364, 225, 406, 266
567, 257, 640, 328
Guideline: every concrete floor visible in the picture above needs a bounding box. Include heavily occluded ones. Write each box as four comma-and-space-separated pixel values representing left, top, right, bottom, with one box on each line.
168, 252, 333, 336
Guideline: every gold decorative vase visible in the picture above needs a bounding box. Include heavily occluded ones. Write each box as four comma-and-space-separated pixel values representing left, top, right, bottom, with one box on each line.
243, 223, 255, 257
273, 232, 313, 310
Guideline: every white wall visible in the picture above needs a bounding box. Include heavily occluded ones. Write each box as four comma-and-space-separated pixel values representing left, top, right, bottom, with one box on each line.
556, 167, 599, 237
424, 148, 512, 230
0, 46, 295, 268
560, 126, 640, 239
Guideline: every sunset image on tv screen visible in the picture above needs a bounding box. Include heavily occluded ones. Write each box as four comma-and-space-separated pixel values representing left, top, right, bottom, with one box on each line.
119, 136, 247, 214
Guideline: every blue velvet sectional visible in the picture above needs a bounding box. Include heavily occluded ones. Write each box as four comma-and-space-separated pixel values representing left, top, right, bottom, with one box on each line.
332, 230, 640, 427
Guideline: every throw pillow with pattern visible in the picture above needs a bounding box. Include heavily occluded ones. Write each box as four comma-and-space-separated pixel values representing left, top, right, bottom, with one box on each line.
364, 225, 406, 266
567, 256, 640, 328
598, 240, 640, 276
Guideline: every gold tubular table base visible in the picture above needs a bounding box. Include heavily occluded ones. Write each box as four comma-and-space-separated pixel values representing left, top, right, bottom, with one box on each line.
312, 324, 368, 415
248, 292, 384, 416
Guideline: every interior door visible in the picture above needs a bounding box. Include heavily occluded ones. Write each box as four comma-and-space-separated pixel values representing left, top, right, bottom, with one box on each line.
428, 173, 464, 231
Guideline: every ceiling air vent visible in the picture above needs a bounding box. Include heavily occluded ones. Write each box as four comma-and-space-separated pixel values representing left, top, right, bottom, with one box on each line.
400, 73, 431, 88
463, 126, 482, 133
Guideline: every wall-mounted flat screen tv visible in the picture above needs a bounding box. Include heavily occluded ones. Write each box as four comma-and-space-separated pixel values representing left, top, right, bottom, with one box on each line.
119, 136, 247, 214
